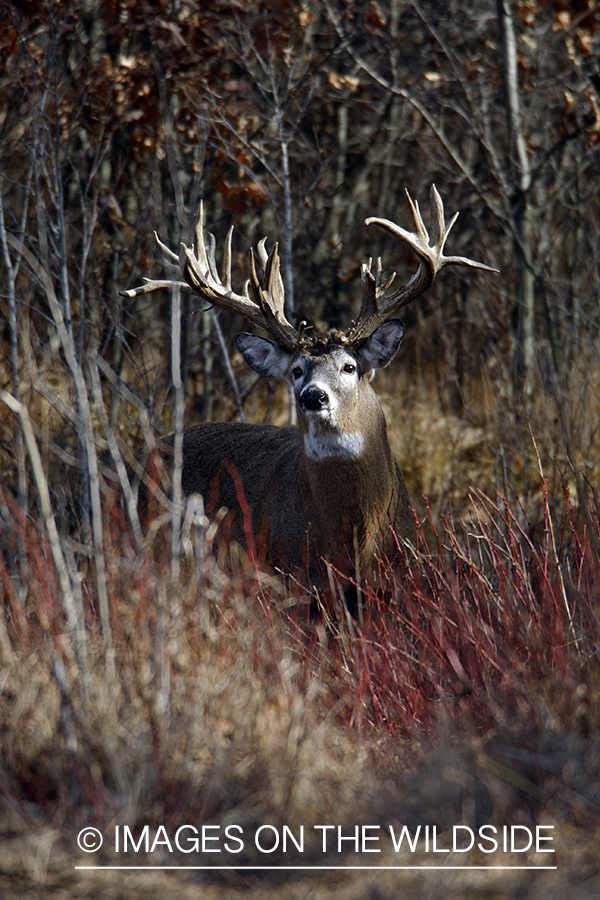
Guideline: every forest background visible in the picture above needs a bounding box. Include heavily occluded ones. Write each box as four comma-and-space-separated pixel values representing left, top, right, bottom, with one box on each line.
0, 1, 599, 898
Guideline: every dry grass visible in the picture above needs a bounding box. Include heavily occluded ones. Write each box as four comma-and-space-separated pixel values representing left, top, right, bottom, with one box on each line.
1, 435, 600, 897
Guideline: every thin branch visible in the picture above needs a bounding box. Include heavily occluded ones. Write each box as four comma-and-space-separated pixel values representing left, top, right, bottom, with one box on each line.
5, 232, 115, 681
0, 389, 90, 697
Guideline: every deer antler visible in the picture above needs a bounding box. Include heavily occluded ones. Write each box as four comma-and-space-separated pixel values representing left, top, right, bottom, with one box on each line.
119, 202, 300, 351
344, 185, 498, 346
121, 189, 496, 353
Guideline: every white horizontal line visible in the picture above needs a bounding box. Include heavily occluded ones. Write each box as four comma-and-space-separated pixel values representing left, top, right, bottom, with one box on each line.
75, 865, 557, 871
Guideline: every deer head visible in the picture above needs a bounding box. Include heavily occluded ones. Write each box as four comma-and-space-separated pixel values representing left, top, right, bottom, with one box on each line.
121, 185, 496, 425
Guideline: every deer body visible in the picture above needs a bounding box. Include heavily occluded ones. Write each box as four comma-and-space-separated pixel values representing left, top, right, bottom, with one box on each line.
124, 187, 496, 579
154, 421, 412, 572
146, 324, 415, 574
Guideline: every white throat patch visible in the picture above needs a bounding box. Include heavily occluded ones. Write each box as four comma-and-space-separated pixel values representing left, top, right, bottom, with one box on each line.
304, 427, 365, 461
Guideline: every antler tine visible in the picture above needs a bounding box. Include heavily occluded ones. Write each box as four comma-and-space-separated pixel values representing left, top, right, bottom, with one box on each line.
154, 231, 179, 268
249, 241, 298, 350
344, 185, 498, 345
119, 203, 302, 345
264, 243, 285, 311
356, 257, 395, 328
204, 232, 218, 281
404, 190, 429, 245
222, 226, 234, 292
195, 200, 208, 272
256, 236, 269, 270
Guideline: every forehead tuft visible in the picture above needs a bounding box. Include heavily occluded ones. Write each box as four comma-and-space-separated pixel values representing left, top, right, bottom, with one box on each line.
302, 328, 347, 357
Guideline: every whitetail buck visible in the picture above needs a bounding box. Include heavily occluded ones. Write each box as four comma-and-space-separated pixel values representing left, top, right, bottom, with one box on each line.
121, 186, 496, 581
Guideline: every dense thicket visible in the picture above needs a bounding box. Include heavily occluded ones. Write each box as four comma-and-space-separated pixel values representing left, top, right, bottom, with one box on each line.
2, 1, 598, 463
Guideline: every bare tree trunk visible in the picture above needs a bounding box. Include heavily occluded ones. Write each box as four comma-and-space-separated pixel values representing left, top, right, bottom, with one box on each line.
200, 309, 214, 422
497, 0, 535, 401
279, 117, 295, 322
170, 282, 184, 588
0, 190, 27, 512
276, 105, 297, 425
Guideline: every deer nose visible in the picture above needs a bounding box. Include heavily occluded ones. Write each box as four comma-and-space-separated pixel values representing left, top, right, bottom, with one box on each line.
299, 387, 328, 411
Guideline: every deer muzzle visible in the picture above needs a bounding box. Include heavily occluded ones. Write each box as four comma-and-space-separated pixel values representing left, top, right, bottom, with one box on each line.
299, 387, 329, 412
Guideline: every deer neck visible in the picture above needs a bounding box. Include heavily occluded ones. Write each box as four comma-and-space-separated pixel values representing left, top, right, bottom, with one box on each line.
299, 393, 396, 537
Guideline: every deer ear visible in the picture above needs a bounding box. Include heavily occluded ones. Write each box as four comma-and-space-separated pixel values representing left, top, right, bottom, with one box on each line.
236, 334, 292, 380
361, 320, 405, 370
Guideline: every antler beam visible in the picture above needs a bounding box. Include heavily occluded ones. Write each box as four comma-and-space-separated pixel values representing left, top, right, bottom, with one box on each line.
119, 202, 300, 351
344, 185, 498, 346
120, 187, 497, 353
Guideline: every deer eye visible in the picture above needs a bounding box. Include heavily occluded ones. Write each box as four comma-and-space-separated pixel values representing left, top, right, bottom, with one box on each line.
342, 363, 356, 374
292, 366, 303, 379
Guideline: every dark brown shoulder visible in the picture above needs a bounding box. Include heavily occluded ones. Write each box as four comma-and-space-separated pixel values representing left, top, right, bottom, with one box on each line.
157, 421, 300, 451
